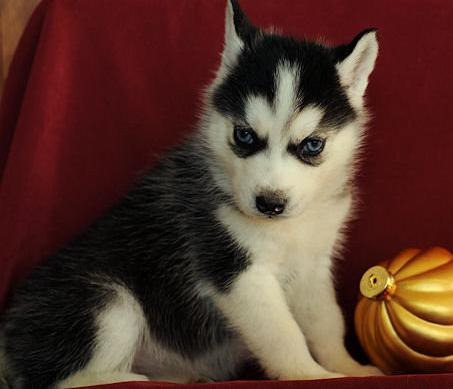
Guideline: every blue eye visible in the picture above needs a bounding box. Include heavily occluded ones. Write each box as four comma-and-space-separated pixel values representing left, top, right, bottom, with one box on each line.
300, 137, 325, 157
234, 126, 256, 146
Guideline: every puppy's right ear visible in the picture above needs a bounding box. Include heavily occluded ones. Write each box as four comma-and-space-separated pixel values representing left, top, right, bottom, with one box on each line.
334, 29, 379, 107
222, 0, 259, 66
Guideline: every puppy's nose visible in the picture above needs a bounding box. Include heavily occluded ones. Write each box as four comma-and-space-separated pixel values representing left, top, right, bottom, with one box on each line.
255, 194, 286, 216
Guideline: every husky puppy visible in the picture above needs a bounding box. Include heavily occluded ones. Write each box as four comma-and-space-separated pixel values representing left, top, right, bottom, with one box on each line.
0, 1, 381, 388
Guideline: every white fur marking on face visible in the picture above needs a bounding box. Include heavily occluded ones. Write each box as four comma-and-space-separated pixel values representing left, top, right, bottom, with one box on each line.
245, 95, 274, 138
274, 63, 299, 129
244, 62, 300, 139
288, 105, 325, 142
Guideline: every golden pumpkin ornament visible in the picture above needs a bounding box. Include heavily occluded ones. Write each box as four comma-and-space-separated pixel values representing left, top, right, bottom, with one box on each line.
355, 247, 453, 374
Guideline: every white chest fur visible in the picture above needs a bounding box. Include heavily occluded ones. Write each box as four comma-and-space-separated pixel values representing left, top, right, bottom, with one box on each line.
208, 193, 362, 380
216, 193, 352, 291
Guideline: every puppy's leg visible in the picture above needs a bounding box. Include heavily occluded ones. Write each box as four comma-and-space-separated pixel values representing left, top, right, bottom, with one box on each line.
58, 285, 150, 388
293, 265, 382, 376
58, 372, 149, 388
213, 264, 342, 380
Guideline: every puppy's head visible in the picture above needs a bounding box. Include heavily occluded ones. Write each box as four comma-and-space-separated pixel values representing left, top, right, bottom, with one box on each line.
204, 0, 378, 220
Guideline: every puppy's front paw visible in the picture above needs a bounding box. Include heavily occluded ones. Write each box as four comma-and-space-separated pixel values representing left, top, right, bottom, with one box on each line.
329, 359, 384, 377
281, 371, 345, 381
309, 371, 345, 380
349, 364, 384, 377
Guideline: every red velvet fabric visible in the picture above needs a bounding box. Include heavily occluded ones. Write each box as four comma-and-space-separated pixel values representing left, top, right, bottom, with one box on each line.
69, 374, 453, 389
0, 0, 452, 388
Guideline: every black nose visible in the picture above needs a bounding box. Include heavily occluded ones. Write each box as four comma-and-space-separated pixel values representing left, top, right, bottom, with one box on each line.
255, 194, 286, 216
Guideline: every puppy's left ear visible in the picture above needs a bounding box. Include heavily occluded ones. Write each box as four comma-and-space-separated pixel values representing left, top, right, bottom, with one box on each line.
222, 0, 260, 66
334, 29, 379, 106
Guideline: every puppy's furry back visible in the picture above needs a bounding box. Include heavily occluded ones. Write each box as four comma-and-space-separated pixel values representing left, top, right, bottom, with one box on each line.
1, 137, 247, 388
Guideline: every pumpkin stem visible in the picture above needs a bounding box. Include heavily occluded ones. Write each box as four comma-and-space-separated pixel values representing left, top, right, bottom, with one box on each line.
359, 265, 396, 300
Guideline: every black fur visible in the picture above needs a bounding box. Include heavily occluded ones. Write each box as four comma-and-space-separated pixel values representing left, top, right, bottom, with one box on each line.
2, 138, 249, 388
213, 25, 359, 128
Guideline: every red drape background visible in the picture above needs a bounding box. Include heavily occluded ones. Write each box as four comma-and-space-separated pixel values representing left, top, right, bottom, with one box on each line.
1, 0, 452, 388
